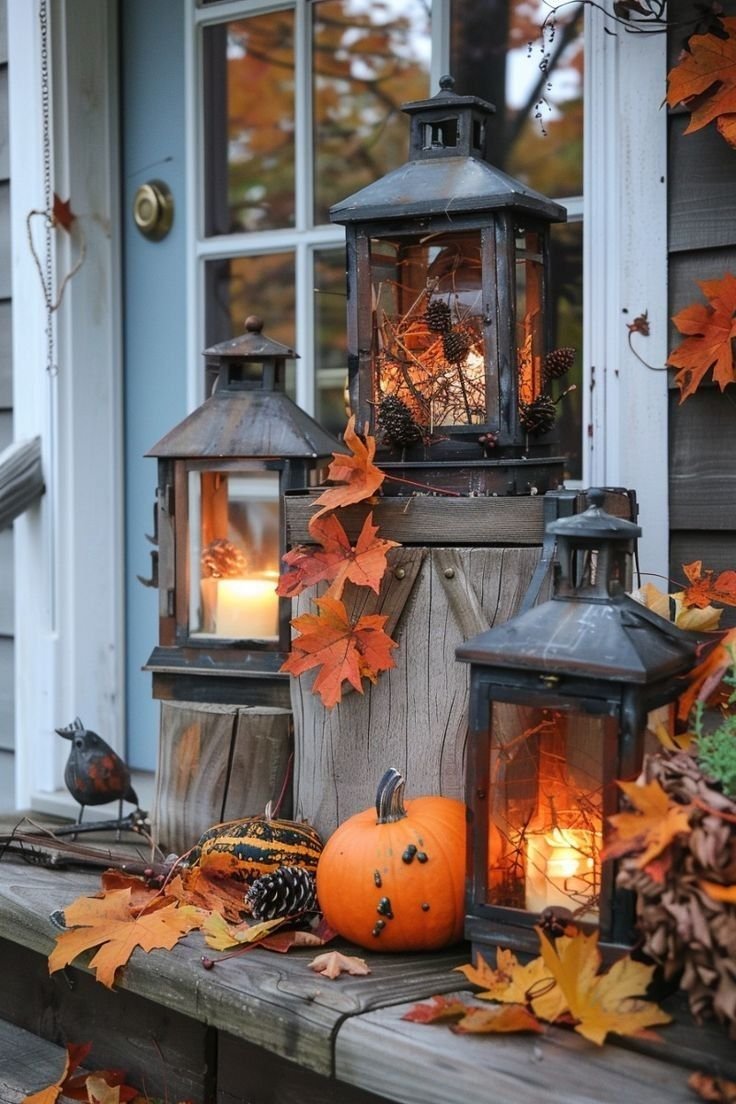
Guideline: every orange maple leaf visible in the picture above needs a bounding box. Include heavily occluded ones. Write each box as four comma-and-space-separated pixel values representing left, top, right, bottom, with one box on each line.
666, 18, 736, 146
677, 627, 736, 720
280, 595, 397, 708
681, 560, 736, 609
49, 886, 203, 988
603, 779, 692, 874
667, 274, 736, 401
277, 512, 399, 600
536, 927, 671, 1046
402, 995, 472, 1023
451, 1004, 544, 1035
52, 193, 77, 233
311, 415, 385, 518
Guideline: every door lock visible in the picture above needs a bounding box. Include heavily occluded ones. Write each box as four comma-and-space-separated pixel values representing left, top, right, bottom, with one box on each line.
132, 180, 174, 241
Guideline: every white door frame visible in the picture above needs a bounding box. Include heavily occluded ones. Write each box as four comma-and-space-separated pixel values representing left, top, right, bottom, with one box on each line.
9, 0, 124, 810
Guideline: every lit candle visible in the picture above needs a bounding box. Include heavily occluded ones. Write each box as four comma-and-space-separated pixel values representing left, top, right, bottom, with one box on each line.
525, 827, 598, 918
215, 575, 279, 640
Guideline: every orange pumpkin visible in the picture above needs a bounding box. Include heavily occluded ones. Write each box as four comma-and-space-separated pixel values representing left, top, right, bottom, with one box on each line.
315, 768, 466, 952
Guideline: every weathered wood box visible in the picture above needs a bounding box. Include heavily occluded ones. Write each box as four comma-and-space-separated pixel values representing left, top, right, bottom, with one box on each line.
285, 489, 635, 840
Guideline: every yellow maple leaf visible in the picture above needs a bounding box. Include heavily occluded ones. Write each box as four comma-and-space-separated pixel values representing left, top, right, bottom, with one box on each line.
456, 946, 567, 1024
603, 779, 692, 871
537, 927, 671, 1046
49, 887, 203, 988
631, 582, 722, 632
202, 911, 287, 951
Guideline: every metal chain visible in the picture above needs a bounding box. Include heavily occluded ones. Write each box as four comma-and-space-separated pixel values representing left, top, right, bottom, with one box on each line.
39, 0, 56, 375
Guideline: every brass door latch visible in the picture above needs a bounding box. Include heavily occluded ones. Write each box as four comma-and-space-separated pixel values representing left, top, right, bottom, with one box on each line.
132, 180, 174, 241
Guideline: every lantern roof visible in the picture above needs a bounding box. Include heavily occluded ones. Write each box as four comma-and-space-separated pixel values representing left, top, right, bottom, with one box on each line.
330, 75, 566, 226
147, 318, 343, 461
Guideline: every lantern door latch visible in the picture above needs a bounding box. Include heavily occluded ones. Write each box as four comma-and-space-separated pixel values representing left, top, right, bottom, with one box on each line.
137, 550, 159, 589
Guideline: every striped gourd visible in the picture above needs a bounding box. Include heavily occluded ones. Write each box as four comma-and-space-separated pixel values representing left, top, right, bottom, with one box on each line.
189, 810, 323, 883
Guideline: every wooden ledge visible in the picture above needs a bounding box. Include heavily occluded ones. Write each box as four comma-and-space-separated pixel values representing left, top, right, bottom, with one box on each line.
0, 853, 733, 1104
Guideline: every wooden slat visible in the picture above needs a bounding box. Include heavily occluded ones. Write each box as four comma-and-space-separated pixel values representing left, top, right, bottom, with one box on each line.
0, 301, 11, 409
334, 994, 704, 1104
668, 389, 736, 530
292, 546, 540, 840
669, 115, 736, 253
285, 493, 547, 546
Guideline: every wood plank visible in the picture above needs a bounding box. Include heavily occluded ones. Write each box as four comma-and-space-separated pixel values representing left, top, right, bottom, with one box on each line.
335, 993, 700, 1104
285, 493, 547, 547
0, 938, 215, 1102
0, 858, 467, 1077
668, 389, 736, 530
0, 1020, 84, 1104
0, 301, 11, 409
292, 546, 540, 840
669, 115, 736, 253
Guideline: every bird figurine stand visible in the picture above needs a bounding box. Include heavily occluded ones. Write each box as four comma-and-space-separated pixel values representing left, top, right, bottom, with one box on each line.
56, 717, 142, 836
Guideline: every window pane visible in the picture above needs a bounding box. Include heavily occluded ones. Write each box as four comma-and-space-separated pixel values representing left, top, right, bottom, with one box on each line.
204, 253, 296, 396
450, 0, 583, 199
314, 248, 349, 436
203, 13, 296, 234
313, 0, 432, 225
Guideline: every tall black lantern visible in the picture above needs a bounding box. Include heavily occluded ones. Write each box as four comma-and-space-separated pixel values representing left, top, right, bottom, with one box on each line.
330, 75, 567, 496
456, 490, 700, 958
145, 316, 342, 707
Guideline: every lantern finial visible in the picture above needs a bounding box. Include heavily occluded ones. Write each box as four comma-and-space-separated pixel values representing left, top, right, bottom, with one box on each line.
587, 487, 605, 509
245, 315, 264, 333
438, 74, 455, 94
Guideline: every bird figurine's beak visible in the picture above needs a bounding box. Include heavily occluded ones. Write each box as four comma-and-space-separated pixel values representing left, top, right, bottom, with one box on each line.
56, 728, 72, 739
55, 716, 85, 739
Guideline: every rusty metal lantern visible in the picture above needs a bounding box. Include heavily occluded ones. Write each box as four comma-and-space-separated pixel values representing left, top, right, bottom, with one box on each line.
456, 490, 700, 958
330, 74, 567, 496
145, 316, 342, 707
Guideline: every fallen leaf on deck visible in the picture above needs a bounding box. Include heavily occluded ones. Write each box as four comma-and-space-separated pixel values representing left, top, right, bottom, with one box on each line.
451, 1004, 544, 1035
537, 926, 671, 1046
278, 512, 398, 600
201, 911, 287, 951
603, 779, 692, 874
308, 950, 370, 979
281, 595, 397, 708
402, 995, 471, 1023
456, 946, 567, 1024
49, 887, 203, 988
85, 1077, 121, 1104
689, 1070, 736, 1102
22, 1043, 92, 1104
311, 416, 385, 518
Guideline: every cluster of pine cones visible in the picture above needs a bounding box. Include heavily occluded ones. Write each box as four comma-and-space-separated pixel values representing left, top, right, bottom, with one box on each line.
616, 751, 736, 1038
518, 346, 576, 438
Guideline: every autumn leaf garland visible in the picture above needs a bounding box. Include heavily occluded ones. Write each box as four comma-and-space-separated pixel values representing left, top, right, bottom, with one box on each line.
666, 16, 736, 149
278, 415, 399, 708
667, 273, 736, 402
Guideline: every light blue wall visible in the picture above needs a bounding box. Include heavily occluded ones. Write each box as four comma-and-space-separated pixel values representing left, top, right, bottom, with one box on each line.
122, 1, 187, 768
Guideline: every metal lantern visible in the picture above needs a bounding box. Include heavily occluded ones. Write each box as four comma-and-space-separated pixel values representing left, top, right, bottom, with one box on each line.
330, 74, 567, 496
145, 316, 342, 707
456, 490, 700, 958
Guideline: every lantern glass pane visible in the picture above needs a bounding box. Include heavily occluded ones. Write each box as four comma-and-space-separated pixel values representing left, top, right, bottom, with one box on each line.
314, 247, 349, 436
189, 469, 280, 642
515, 228, 544, 406
486, 704, 615, 921
370, 230, 487, 429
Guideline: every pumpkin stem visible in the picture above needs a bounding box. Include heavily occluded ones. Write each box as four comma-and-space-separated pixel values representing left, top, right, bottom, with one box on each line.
376, 768, 408, 824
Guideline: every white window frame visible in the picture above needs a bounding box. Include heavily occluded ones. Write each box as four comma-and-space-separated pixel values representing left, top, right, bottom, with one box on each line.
8, 0, 669, 811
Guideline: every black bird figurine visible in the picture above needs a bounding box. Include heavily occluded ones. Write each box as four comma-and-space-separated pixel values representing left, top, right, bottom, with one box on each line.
56, 717, 139, 824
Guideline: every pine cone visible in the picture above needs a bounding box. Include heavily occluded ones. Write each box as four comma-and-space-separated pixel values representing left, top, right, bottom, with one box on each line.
443, 329, 471, 365
201, 538, 249, 578
424, 299, 452, 334
377, 394, 422, 449
544, 347, 575, 382
519, 395, 556, 437
245, 865, 317, 920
